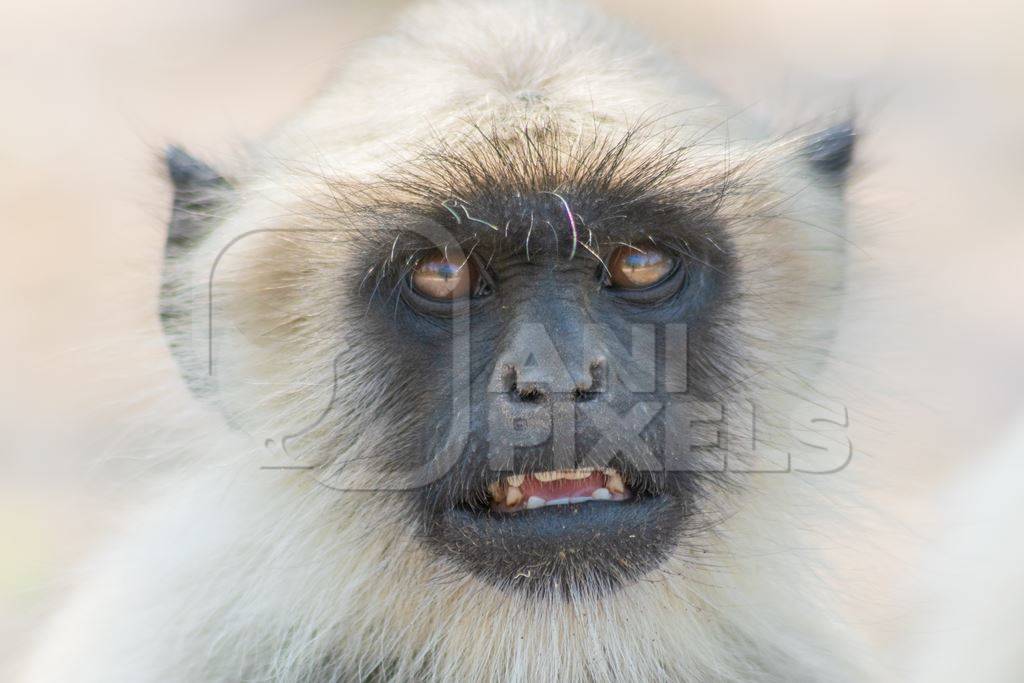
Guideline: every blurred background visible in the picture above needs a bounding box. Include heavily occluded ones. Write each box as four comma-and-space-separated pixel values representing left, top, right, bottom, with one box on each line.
1, 0, 1022, 677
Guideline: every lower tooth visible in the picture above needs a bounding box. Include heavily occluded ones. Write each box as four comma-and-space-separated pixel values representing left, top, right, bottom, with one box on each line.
592, 487, 612, 500
546, 497, 571, 506
505, 486, 523, 507
526, 496, 545, 509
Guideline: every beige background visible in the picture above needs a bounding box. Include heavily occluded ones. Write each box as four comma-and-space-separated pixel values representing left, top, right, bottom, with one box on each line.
2, 0, 1022, 676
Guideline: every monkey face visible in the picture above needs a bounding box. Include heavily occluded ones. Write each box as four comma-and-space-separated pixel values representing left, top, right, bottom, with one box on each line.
210, 124, 849, 598
365, 187, 736, 596
165, 117, 852, 601
275, 130, 738, 597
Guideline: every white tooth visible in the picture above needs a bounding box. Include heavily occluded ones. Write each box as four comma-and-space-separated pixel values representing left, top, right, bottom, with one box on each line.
592, 487, 612, 500
506, 474, 525, 487
505, 486, 523, 508
565, 468, 592, 480
546, 497, 571, 506
569, 496, 591, 504
534, 471, 559, 482
607, 472, 625, 495
526, 496, 545, 509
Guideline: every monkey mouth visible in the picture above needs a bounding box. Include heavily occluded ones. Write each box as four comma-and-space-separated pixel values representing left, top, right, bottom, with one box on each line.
425, 463, 685, 596
486, 467, 632, 512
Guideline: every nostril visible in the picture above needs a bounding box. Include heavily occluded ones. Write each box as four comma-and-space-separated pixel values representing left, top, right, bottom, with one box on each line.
571, 358, 605, 402
504, 363, 548, 403
571, 385, 597, 402
512, 380, 546, 403
519, 386, 545, 402
501, 360, 605, 402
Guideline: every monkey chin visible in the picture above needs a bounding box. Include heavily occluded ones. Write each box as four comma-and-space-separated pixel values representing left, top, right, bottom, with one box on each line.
423, 466, 695, 597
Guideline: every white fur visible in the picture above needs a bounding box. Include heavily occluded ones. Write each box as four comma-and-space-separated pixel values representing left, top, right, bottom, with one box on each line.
24, 1, 869, 680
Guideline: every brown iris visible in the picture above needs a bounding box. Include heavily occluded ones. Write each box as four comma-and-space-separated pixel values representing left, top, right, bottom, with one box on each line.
607, 246, 676, 289
409, 250, 478, 300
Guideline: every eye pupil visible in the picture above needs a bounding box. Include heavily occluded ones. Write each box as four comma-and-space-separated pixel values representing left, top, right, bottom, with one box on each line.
607, 246, 676, 289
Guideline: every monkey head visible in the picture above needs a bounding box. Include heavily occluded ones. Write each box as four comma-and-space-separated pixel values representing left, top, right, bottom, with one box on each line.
158, 0, 857, 675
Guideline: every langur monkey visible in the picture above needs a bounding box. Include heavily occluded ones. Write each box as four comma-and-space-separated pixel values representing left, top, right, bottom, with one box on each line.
25, 0, 866, 680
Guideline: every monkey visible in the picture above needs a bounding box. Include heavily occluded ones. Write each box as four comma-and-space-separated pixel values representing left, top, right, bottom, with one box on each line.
23, 0, 866, 680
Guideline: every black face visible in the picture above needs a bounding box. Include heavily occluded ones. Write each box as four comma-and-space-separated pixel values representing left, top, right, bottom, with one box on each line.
164, 124, 853, 598
340, 168, 739, 597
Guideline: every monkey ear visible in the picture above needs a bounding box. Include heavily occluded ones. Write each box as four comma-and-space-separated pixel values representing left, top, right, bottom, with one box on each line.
802, 122, 855, 176
162, 146, 233, 398
165, 145, 231, 248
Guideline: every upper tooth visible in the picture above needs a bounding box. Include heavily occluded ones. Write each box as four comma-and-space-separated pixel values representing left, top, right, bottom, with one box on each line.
505, 486, 523, 508
606, 472, 625, 494
506, 474, 525, 487
526, 496, 545, 509
488, 482, 504, 500
533, 469, 593, 482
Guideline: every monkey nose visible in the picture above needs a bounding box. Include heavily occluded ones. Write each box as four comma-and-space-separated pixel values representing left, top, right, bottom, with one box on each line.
504, 357, 605, 403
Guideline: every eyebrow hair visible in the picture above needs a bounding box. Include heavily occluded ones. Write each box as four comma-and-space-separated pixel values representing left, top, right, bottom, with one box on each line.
388, 120, 738, 216
284, 118, 757, 303
346, 119, 749, 249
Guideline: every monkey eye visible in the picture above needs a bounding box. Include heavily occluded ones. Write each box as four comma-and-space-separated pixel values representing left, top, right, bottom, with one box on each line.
408, 250, 489, 302
606, 246, 677, 290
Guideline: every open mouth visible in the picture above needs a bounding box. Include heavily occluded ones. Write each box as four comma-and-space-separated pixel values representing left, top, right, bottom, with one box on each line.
424, 462, 687, 595
486, 467, 632, 512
